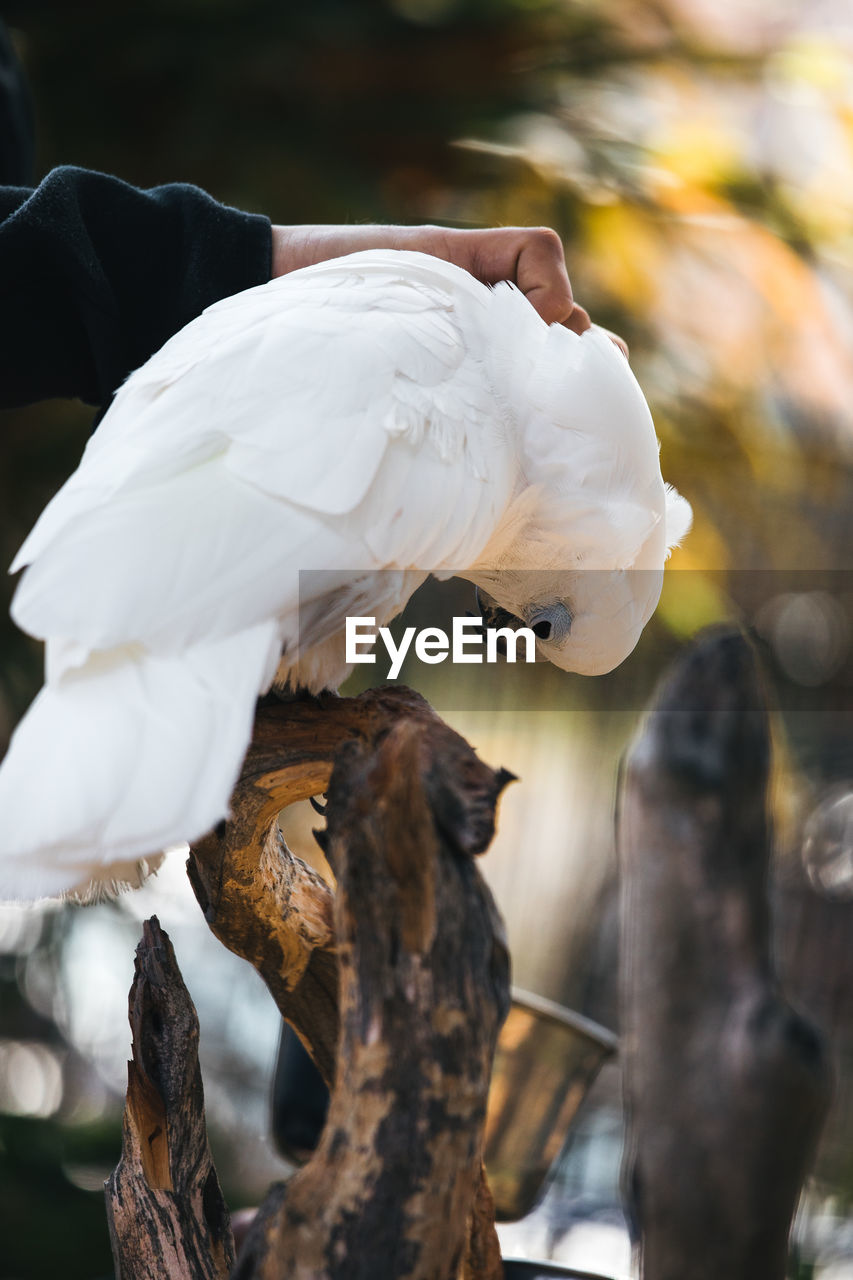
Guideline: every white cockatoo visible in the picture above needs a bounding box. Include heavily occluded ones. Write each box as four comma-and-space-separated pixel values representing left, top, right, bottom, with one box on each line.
0, 249, 690, 900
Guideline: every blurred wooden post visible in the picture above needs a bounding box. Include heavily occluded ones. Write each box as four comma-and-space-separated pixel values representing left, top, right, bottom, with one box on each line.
619, 629, 832, 1279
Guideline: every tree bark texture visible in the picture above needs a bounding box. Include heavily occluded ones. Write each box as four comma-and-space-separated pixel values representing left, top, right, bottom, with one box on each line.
180, 686, 510, 1277
106, 916, 235, 1280
187, 686, 511, 1088
618, 628, 832, 1280
230, 711, 512, 1280
461, 1163, 505, 1280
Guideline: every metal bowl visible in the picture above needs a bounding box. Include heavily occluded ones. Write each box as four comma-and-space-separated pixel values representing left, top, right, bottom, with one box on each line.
273, 987, 617, 1225
482, 988, 618, 1222
502, 1260, 613, 1280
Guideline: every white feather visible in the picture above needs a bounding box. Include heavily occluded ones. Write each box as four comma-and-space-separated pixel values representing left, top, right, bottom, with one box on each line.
0, 623, 280, 899
1, 249, 690, 899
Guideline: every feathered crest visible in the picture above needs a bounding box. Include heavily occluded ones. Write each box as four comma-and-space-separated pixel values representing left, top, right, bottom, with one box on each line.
665, 484, 692, 556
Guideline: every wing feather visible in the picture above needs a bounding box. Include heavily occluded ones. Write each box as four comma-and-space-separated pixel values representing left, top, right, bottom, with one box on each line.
11, 252, 518, 672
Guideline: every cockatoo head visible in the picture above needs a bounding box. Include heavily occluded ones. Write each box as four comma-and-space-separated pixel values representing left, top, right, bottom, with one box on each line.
474, 553, 676, 678
472, 323, 692, 675
474, 477, 692, 674
473, 479, 691, 675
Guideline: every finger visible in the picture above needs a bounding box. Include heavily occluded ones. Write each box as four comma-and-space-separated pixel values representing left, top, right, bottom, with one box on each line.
444, 227, 575, 325
563, 303, 592, 336
512, 227, 575, 325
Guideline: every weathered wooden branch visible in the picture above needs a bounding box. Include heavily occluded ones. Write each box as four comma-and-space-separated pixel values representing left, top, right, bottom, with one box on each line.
189, 803, 339, 1086
231, 714, 511, 1278
619, 628, 833, 1280
187, 687, 509, 1089
106, 916, 235, 1280
461, 1163, 505, 1280
184, 696, 504, 1274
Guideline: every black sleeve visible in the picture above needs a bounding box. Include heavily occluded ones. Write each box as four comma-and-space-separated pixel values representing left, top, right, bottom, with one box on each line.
0, 166, 272, 409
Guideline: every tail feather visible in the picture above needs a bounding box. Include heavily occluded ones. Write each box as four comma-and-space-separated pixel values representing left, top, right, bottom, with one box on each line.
0, 623, 280, 900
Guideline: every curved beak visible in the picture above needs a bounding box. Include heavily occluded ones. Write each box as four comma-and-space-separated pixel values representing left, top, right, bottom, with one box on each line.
474, 586, 526, 632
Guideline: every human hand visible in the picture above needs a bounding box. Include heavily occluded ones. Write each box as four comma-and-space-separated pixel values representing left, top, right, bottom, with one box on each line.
270, 223, 594, 336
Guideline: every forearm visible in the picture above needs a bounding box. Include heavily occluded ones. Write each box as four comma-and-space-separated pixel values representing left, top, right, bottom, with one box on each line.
0, 166, 271, 408
270, 223, 591, 331
0, 180, 600, 414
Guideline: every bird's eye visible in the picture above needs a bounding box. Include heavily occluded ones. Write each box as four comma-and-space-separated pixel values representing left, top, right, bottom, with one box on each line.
528, 604, 572, 643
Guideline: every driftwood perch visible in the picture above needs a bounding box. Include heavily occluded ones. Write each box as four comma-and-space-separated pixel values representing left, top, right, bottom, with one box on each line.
234, 717, 511, 1278
186, 687, 510, 1091
106, 916, 235, 1280
110, 686, 511, 1279
618, 628, 832, 1279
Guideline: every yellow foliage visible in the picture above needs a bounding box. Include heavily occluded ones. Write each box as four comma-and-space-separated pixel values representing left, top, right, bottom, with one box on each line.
581, 204, 666, 303
655, 567, 732, 640
769, 37, 851, 94
665, 502, 729, 575
650, 117, 743, 190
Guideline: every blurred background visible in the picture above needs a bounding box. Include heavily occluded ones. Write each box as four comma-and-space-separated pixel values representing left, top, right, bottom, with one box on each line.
1, 1, 853, 1276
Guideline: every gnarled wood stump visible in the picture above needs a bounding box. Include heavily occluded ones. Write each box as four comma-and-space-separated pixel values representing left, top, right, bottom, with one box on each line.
233, 718, 511, 1279
107, 686, 511, 1280
106, 917, 235, 1280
